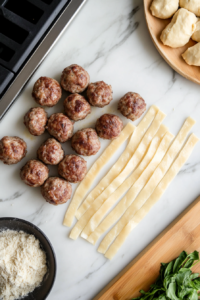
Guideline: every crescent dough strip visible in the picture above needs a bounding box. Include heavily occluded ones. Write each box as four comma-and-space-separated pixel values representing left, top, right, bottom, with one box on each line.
86, 130, 174, 244
69, 110, 166, 239
63, 122, 135, 227
98, 117, 195, 254
82, 127, 172, 239
105, 134, 199, 259
75, 106, 158, 220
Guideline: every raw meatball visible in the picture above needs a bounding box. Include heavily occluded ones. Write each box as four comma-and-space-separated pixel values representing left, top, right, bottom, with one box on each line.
46, 113, 74, 143
71, 128, 101, 156
32, 77, 62, 107
87, 81, 113, 107
0, 136, 27, 165
20, 160, 49, 187
95, 114, 123, 140
60, 64, 90, 93
37, 138, 64, 165
41, 177, 72, 205
24, 107, 47, 136
118, 92, 146, 121
64, 94, 91, 121
58, 154, 87, 183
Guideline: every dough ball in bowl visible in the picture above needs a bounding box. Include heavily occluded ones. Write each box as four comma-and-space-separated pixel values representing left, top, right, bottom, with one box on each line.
71, 128, 101, 156
95, 114, 123, 140
41, 177, 72, 205
64, 94, 91, 121
0, 136, 27, 165
20, 160, 49, 187
58, 154, 87, 183
32, 77, 62, 107
46, 113, 74, 143
87, 81, 113, 107
37, 138, 64, 165
24, 107, 48, 136
118, 92, 146, 121
61, 64, 90, 93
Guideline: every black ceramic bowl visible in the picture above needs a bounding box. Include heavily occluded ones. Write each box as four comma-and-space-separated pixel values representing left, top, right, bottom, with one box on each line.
0, 217, 56, 300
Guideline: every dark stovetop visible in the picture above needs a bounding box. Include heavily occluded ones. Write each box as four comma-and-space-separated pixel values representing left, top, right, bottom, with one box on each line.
0, 0, 86, 120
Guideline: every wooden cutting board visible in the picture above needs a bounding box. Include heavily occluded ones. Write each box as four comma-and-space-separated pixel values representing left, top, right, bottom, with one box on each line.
94, 196, 200, 300
144, 0, 200, 85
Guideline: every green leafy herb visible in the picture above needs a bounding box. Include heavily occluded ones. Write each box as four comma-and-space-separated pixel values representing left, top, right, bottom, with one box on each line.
132, 250, 200, 300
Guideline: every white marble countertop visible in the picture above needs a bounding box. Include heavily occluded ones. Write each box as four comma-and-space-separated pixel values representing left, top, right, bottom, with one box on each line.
1, 0, 200, 299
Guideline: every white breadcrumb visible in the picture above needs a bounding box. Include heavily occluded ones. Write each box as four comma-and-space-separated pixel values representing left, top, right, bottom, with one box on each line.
0, 230, 47, 300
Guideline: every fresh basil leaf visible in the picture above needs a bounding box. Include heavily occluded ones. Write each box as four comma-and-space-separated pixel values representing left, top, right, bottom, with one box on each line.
188, 251, 199, 261
176, 270, 191, 287
192, 277, 200, 290
190, 273, 199, 280
157, 295, 167, 300
164, 261, 174, 277
139, 290, 146, 295
184, 259, 194, 269
166, 282, 179, 300
173, 251, 188, 273
187, 289, 198, 300
178, 267, 191, 273
163, 275, 176, 290
179, 287, 198, 300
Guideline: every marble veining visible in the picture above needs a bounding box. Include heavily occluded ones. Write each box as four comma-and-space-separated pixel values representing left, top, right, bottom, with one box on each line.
0, 0, 200, 299
0, 191, 25, 202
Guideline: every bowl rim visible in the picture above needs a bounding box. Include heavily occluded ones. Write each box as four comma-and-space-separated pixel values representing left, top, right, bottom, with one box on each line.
0, 217, 57, 300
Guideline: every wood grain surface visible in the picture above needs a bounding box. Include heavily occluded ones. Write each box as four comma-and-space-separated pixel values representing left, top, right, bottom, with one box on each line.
93, 196, 200, 300
144, 0, 200, 85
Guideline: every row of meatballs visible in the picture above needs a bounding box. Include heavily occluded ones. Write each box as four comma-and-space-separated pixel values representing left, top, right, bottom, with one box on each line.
31, 64, 146, 123
32, 64, 113, 109
0, 112, 124, 166
26, 92, 146, 139
24, 112, 123, 153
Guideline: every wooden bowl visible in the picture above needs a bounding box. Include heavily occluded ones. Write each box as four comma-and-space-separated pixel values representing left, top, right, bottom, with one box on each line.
144, 0, 200, 85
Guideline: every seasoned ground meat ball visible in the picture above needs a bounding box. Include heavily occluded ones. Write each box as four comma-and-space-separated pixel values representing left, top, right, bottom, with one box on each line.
41, 177, 72, 205
118, 92, 146, 121
32, 77, 62, 107
64, 94, 91, 121
71, 128, 101, 156
46, 113, 74, 143
87, 81, 113, 107
0, 136, 27, 165
58, 155, 87, 183
24, 107, 47, 136
37, 138, 64, 165
95, 114, 123, 140
60, 64, 90, 93
20, 160, 49, 187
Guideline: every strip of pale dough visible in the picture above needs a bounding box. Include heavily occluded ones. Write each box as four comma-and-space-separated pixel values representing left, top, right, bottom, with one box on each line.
98, 117, 195, 254
82, 128, 172, 239
105, 134, 199, 259
69, 110, 166, 239
63, 122, 135, 227
81, 125, 173, 239
86, 131, 173, 244
75, 106, 159, 220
